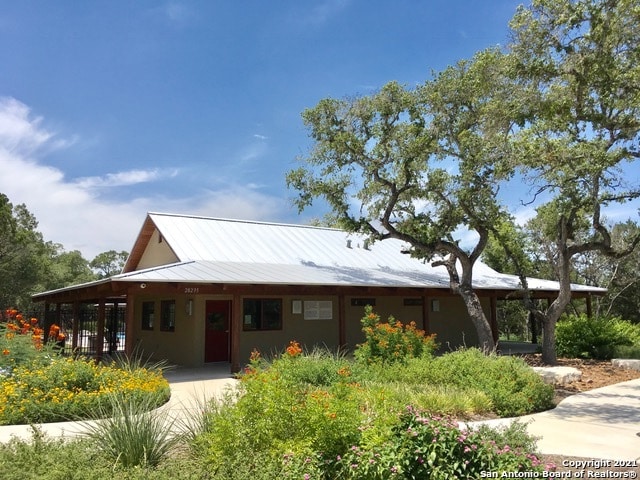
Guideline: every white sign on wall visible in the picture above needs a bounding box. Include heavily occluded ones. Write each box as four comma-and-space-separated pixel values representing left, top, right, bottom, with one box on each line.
304, 300, 333, 320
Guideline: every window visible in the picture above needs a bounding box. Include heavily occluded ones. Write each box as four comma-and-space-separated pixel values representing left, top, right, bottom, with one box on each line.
243, 299, 282, 330
404, 298, 424, 306
160, 300, 176, 332
141, 301, 154, 330
351, 298, 376, 307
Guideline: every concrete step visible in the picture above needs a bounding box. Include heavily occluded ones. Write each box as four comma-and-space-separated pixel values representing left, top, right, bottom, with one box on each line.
533, 366, 582, 385
612, 358, 640, 371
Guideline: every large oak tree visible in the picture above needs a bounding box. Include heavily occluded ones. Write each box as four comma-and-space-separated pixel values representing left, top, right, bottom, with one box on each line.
507, 0, 640, 364
287, 50, 517, 351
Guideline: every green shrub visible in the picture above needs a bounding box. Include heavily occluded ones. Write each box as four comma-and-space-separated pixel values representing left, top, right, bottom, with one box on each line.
0, 310, 62, 372
332, 406, 551, 479
270, 345, 353, 387
614, 344, 640, 359
424, 349, 554, 417
198, 352, 365, 476
355, 305, 438, 365
556, 314, 637, 360
0, 427, 208, 480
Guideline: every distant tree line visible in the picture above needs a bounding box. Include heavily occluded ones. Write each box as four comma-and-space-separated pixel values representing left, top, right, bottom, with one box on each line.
0, 193, 128, 311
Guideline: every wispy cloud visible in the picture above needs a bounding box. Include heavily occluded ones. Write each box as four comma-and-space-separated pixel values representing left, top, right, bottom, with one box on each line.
149, 2, 195, 28
294, 0, 351, 27
0, 97, 285, 259
74, 168, 178, 188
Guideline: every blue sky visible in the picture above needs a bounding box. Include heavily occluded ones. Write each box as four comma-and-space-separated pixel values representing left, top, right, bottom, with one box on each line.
0, 0, 595, 259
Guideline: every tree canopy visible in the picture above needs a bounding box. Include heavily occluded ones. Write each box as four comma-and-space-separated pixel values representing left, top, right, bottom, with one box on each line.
0, 193, 129, 311
507, 0, 640, 363
288, 50, 518, 351
289, 0, 640, 363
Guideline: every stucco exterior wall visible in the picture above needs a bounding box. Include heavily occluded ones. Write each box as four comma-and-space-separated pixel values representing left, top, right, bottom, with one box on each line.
238, 295, 340, 362
130, 291, 490, 368
131, 294, 202, 367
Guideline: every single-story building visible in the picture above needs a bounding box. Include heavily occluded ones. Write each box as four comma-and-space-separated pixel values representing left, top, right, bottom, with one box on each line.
32, 212, 605, 372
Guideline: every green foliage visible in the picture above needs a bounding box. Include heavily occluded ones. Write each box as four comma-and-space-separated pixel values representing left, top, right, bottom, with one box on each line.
508, 0, 640, 364
0, 357, 170, 425
81, 392, 180, 468
286, 52, 518, 351
0, 311, 61, 372
556, 314, 639, 360
195, 344, 551, 478
90, 250, 129, 278
0, 195, 49, 310
425, 349, 554, 417
355, 306, 438, 365
332, 407, 550, 479
203, 357, 364, 466
0, 427, 207, 480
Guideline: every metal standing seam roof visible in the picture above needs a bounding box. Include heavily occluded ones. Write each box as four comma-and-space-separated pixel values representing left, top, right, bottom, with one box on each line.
105, 212, 605, 293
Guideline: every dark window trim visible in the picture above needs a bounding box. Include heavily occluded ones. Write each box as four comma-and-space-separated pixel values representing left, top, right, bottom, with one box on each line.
242, 298, 283, 331
160, 299, 176, 332
351, 298, 376, 307
141, 301, 155, 331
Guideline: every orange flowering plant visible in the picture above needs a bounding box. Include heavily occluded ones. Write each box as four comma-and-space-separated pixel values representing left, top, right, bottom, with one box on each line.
285, 340, 303, 358
0, 309, 63, 372
355, 305, 438, 365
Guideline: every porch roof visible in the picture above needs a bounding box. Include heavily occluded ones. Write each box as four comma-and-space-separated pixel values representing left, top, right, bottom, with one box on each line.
111, 259, 603, 294
33, 212, 606, 301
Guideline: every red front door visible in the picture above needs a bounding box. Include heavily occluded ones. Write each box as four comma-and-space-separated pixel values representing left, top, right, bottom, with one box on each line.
205, 300, 230, 362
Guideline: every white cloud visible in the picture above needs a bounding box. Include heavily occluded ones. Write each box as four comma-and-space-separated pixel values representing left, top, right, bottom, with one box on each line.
74, 168, 178, 188
156, 2, 194, 27
308, 0, 351, 25
0, 97, 285, 260
253, 134, 268, 140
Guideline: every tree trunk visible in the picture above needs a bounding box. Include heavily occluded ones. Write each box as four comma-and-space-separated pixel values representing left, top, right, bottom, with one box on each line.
541, 317, 557, 364
459, 285, 495, 352
540, 248, 573, 365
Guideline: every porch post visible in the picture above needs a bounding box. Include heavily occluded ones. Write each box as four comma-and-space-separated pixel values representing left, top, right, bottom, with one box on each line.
43, 301, 51, 342
489, 295, 499, 345
96, 298, 105, 361
72, 301, 80, 351
125, 292, 135, 356
338, 293, 346, 350
230, 293, 241, 373
422, 294, 430, 333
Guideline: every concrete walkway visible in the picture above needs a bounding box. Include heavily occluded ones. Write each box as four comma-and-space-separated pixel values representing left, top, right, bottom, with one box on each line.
0, 363, 238, 443
1, 364, 638, 462
468, 377, 640, 461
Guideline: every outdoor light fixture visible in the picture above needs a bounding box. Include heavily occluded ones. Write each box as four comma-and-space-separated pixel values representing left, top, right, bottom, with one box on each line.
186, 299, 193, 316
431, 299, 440, 312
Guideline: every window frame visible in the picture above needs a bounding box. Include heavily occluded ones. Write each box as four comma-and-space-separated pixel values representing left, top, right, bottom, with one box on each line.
141, 301, 155, 331
242, 298, 283, 331
160, 299, 176, 332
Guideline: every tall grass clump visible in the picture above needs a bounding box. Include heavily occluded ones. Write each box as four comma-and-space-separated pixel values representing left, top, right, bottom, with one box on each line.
81, 392, 180, 468
0, 426, 209, 480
